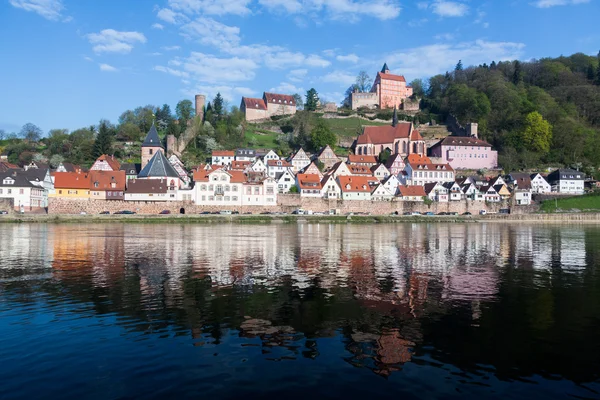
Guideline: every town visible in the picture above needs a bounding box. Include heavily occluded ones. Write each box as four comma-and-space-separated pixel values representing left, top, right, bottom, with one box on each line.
0, 63, 594, 216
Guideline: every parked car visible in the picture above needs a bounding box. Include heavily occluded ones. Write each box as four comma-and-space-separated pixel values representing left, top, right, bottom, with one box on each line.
232, 211, 240, 215
99, 211, 110, 215
411, 211, 421, 216
449, 212, 459, 216
437, 212, 447, 215
115, 210, 136, 215
0, 211, 8, 215
159, 210, 171, 215
199, 211, 211, 215
243, 212, 252, 215
80, 211, 87, 215
403, 211, 412, 216
220, 210, 232, 215
260, 211, 273, 215
463, 212, 472, 216
292, 209, 305, 215
499, 208, 511, 214
423, 211, 435, 216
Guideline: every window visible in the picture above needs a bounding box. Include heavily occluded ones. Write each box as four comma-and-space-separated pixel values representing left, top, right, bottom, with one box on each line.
202, 195, 206, 201
209, 185, 214, 191
254, 187, 260, 195
208, 196, 214, 201
246, 187, 251, 195
232, 196, 238, 201
232, 186, 238, 192
149, 149, 153, 155
108, 192, 111, 197
224, 196, 230, 201
225, 185, 230, 191
201, 184, 207, 190
94, 182, 99, 188
59, 190, 62, 194
19, 189, 24, 195
266, 186, 274, 195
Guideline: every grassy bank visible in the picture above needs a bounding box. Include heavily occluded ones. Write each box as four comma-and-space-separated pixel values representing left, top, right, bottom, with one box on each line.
540, 192, 600, 213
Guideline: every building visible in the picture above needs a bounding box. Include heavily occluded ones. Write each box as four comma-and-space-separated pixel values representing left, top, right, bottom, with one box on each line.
337, 175, 374, 201
263, 150, 280, 164
141, 124, 164, 170
350, 63, 413, 110
241, 92, 297, 121
424, 182, 449, 202
371, 164, 390, 181
137, 150, 183, 189
302, 162, 324, 178
354, 120, 425, 158
429, 136, 498, 170
443, 182, 463, 201
250, 159, 267, 173
398, 185, 426, 201
275, 170, 295, 193
51, 171, 91, 199
267, 159, 293, 179
120, 163, 141, 184
230, 160, 252, 171
402, 162, 455, 186
296, 174, 322, 197
381, 175, 400, 196
316, 145, 340, 170
347, 154, 378, 167
20, 168, 53, 207
124, 178, 173, 202
385, 154, 405, 175
89, 170, 126, 200
193, 168, 277, 206
0, 171, 46, 210
370, 183, 394, 201
211, 151, 235, 166
236, 149, 256, 162
168, 154, 191, 188
90, 154, 121, 171
290, 148, 311, 172
530, 173, 551, 194
547, 169, 585, 194
321, 174, 341, 199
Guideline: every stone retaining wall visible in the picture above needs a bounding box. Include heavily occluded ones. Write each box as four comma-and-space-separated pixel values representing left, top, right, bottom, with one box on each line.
48, 195, 525, 215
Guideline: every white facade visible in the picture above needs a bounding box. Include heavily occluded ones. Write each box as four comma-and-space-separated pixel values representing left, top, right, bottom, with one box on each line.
290, 149, 311, 173
250, 159, 267, 173
530, 174, 551, 194
425, 183, 449, 202
263, 150, 280, 164
402, 164, 455, 186
124, 191, 177, 202
321, 175, 341, 199
194, 169, 276, 206
211, 154, 234, 166
371, 184, 394, 201
382, 175, 400, 196
276, 170, 295, 193
514, 190, 532, 205
0, 178, 45, 209
267, 160, 293, 178
371, 164, 390, 181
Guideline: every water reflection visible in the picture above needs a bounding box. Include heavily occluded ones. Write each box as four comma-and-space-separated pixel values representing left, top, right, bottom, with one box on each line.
0, 223, 599, 399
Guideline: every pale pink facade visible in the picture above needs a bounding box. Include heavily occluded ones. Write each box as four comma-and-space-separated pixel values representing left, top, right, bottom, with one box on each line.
430, 137, 498, 170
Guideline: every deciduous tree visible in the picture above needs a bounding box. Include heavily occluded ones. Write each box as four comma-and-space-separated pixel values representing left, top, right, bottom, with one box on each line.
20, 123, 42, 142
521, 111, 552, 153
355, 71, 371, 92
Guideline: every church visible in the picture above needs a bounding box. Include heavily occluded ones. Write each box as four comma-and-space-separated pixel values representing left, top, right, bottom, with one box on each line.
354, 109, 425, 158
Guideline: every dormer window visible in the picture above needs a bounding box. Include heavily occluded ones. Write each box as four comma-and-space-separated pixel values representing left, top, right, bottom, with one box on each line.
3, 178, 14, 185
94, 182, 99, 188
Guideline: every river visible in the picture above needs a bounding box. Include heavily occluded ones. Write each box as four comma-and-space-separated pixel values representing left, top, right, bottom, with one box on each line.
0, 223, 599, 399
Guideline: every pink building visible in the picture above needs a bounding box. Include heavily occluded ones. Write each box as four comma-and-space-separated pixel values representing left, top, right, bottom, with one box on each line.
373, 63, 413, 109
429, 136, 498, 170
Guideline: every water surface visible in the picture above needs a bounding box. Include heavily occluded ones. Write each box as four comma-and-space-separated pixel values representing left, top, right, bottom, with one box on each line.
1, 223, 599, 399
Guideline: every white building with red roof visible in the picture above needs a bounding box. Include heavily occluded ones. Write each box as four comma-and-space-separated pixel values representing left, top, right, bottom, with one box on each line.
193, 168, 277, 206
402, 161, 455, 186
240, 92, 297, 121
296, 173, 322, 197
337, 175, 376, 201
211, 150, 235, 166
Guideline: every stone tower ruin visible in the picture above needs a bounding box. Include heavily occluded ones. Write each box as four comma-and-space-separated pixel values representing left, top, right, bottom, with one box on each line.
195, 94, 205, 121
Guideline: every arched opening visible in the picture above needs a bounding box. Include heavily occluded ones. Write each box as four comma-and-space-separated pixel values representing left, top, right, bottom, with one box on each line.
180, 208, 185, 214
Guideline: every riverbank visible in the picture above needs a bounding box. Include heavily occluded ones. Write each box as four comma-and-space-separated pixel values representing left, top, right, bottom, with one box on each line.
2, 212, 600, 224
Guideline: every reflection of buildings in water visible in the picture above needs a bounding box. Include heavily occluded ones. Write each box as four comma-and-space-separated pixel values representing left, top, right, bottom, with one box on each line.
0, 225, 54, 271
558, 228, 586, 269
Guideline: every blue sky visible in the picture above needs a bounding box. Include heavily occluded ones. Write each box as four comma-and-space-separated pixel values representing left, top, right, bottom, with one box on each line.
1, 0, 598, 134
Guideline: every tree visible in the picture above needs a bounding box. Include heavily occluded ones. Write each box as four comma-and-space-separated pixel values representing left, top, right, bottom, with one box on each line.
587, 64, 596, 81
293, 93, 303, 110
20, 123, 42, 142
49, 154, 64, 168
355, 71, 371, 92
446, 84, 491, 123
118, 123, 142, 142
309, 120, 336, 151
513, 60, 523, 85
0, 129, 5, 140
521, 111, 552, 153
167, 120, 181, 138
342, 84, 359, 108
409, 79, 425, 98
378, 148, 391, 164
46, 129, 70, 155
156, 104, 173, 124
212, 93, 224, 120
455, 60, 463, 71
305, 88, 319, 112
93, 120, 115, 158
176, 99, 194, 126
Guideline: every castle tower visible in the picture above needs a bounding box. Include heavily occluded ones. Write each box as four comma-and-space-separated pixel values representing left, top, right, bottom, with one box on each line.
195, 94, 205, 121
381, 62, 390, 74
141, 123, 164, 170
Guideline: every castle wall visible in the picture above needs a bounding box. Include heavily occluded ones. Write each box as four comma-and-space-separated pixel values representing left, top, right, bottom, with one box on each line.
351, 92, 378, 110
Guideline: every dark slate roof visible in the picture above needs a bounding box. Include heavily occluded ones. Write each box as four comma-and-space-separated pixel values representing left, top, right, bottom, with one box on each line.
0, 172, 37, 188
547, 168, 585, 181
20, 168, 49, 182
381, 62, 389, 72
141, 124, 164, 148
120, 163, 141, 175
138, 151, 179, 179
236, 148, 256, 157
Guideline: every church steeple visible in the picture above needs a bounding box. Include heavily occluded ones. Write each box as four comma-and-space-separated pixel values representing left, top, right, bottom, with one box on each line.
392, 106, 398, 127
381, 63, 390, 73
141, 122, 164, 170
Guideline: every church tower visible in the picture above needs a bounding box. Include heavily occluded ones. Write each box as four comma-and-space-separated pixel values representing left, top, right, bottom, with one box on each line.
141, 123, 164, 170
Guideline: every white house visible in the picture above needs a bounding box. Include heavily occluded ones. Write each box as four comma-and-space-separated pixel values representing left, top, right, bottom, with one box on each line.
290, 148, 311, 173
371, 183, 394, 201
371, 164, 390, 181
424, 182, 449, 202
547, 169, 585, 194
401, 162, 455, 186
250, 159, 267, 174
462, 183, 484, 201
443, 182, 463, 201
479, 185, 501, 202
267, 159, 293, 178
263, 150, 280, 165
21, 168, 53, 206
382, 175, 400, 196
193, 168, 276, 206
211, 151, 235, 166
321, 174, 342, 199
276, 169, 296, 193
530, 173, 551, 194
0, 172, 45, 210
337, 175, 373, 201
296, 174, 322, 197
125, 178, 176, 202
398, 185, 426, 201
236, 149, 256, 162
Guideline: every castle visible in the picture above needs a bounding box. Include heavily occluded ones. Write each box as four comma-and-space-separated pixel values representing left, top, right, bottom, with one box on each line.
240, 92, 297, 121
351, 63, 415, 110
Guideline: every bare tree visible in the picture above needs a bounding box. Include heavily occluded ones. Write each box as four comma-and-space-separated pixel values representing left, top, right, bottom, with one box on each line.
356, 71, 371, 92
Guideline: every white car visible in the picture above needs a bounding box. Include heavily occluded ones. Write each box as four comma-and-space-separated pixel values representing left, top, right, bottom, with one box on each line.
219, 210, 232, 215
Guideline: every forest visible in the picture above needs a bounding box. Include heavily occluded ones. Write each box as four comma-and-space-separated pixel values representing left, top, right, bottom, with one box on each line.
1, 52, 599, 176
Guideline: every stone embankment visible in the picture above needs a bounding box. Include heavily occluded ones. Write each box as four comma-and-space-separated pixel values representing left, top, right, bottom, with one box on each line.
48, 195, 523, 216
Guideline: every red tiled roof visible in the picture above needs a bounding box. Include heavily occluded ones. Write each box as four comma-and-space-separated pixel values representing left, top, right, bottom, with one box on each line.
231, 161, 251, 170
338, 176, 373, 193
193, 169, 210, 182
357, 123, 412, 145
242, 97, 267, 110
267, 159, 292, 167
377, 71, 406, 83
54, 172, 90, 189
409, 162, 454, 172
297, 173, 322, 190
347, 155, 378, 164
89, 170, 126, 191
348, 165, 372, 175
410, 129, 423, 141
441, 136, 492, 148
263, 92, 296, 106
212, 150, 235, 157
406, 154, 431, 164
229, 170, 247, 183
0, 161, 20, 172
399, 185, 426, 197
